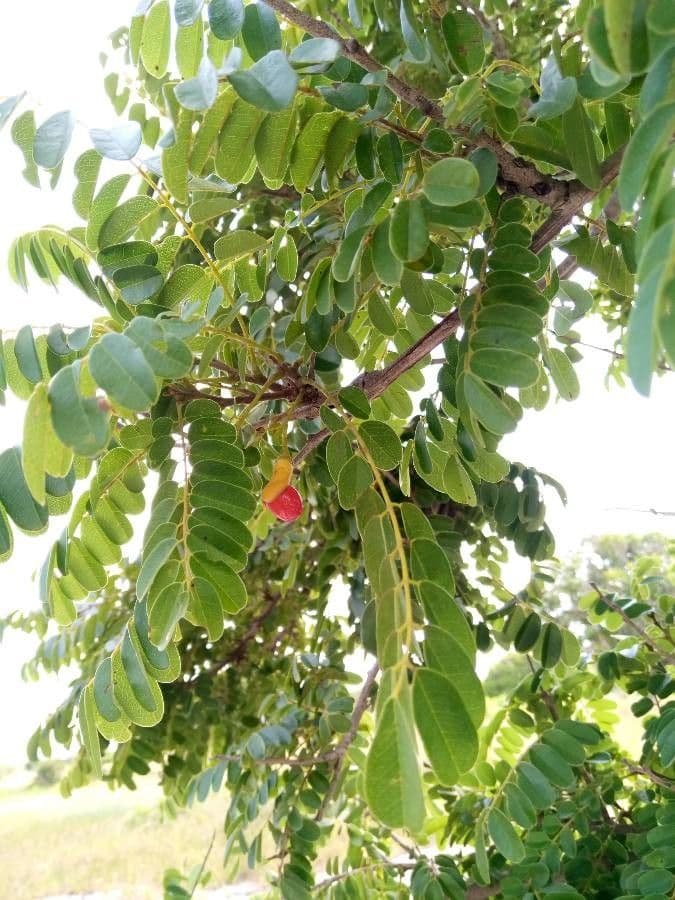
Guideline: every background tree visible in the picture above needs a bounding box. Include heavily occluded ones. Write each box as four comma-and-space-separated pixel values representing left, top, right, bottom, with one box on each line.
1, 0, 674, 896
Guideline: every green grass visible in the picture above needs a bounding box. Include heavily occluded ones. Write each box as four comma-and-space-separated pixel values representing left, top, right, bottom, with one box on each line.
0, 777, 256, 899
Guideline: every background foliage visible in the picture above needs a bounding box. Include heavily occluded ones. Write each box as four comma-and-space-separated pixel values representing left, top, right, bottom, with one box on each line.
1, 0, 674, 896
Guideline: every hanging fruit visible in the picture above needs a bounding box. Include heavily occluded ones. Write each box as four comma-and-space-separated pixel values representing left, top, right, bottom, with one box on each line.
262, 457, 304, 523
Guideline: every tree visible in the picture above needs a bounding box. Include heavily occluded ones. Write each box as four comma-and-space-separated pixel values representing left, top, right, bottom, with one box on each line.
0, 0, 674, 896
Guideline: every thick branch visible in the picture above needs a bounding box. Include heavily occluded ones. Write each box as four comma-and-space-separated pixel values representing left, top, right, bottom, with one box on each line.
264, 0, 569, 207
530, 150, 624, 254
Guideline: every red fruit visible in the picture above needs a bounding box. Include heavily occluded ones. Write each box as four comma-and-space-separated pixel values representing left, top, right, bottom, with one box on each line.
265, 485, 303, 523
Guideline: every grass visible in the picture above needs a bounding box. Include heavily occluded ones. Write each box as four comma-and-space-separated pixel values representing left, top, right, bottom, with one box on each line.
0, 776, 262, 899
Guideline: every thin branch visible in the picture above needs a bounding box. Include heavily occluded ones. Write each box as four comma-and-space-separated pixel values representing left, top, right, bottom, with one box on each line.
603, 506, 675, 517
554, 336, 672, 373
215, 662, 379, 772
591, 583, 675, 667
207, 357, 268, 385
315, 661, 380, 820
315, 860, 417, 892
213, 591, 283, 672
622, 759, 675, 791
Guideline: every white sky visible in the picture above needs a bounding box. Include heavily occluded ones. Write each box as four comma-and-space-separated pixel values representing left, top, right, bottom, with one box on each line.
1, 1, 674, 764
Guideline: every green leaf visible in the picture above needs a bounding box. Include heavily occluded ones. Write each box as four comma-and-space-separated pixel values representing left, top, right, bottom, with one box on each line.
90, 123, 142, 161
372, 218, 402, 286
175, 0, 204, 26
188, 196, 238, 223
365, 694, 425, 831
112, 265, 164, 304
241, 1, 281, 61
0, 446, 48, 533
72, 150, 102, 219
112, 633, 164, 727
149, 581, 188, 649
229, 50, 298, 113
255, 106, 298, 184
514, 611, 541, 652
33, 111, 74, 169
289, 38, 341, 68
367, 292, 398, 336
462, 372, 520, 435
618, 102, 675, 212
209, 0, 244, 39
0, 92, 25, 132
14, 325, 42, 384
175, 58, 218, 110
442, 10, 485, 75
504, 782, 536, 829
359, 420, 402, 470
389, 198, 428, 262
332, 227, 368, 283
140, 0, 171, 78
546, 347, 580, 400
214, 229, 266, 262
529, 55, 577, 119
326, 431, 352, 483
517, 760, 555, 809
23, 384, 57, 504
423, 626, 483, 726
12, 110, 39, 186
89, 333, 159, 411
48, 362, 111, 457
443, 455, 477, 506
413, 668, 478, 785
190, 555, 247, 613
470, 348, 540, 389
275, 233, 298, 282
290, 111, 341, 193
422, 158, 480, 207
337, 456, 374, 509
79, 683, 103, 778
216, 100, 266, 184
561, 98, 600, 190
339, 386, 371, 419
99, 196, 158, 248
539, 622, 563, 668
138, 537, 178, 600
487, 808, 525, 862
529, 742, 575, 788
188, 576, 225, 641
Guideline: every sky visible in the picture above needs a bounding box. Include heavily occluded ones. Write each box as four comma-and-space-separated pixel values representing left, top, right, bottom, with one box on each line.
1, 2, 674, 765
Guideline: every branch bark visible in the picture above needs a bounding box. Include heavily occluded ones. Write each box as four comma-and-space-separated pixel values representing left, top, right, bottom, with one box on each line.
263, 0, 571, 207
530, 150, 624, 254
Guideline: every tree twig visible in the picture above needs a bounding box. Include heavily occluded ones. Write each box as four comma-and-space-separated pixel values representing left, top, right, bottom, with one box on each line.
215, 662, 379, 772
622, 759, 675, 791
591, 583, 675, 667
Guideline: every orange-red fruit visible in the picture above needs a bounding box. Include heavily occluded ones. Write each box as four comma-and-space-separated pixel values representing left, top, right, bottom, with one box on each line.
265, 485, 303, 523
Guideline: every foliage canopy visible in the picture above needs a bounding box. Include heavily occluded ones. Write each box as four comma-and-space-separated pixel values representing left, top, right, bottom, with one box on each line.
1, 0, 675, 896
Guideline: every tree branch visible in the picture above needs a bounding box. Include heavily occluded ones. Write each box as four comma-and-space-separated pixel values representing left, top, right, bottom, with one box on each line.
591, 583, 675, 667
215, 662, 379, 772
264, 0, 570, 207
622, 759, 675, 791
530, 150, 624, 254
